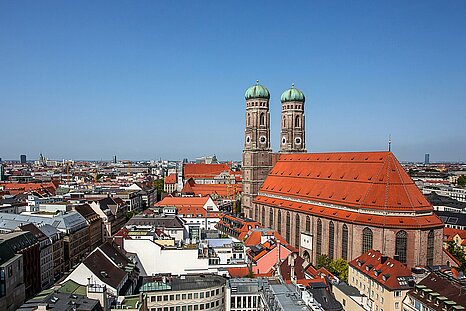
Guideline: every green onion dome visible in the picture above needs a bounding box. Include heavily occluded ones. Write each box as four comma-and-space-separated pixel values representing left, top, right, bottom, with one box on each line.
281, 84, 305, 103
245, 80, 270, 100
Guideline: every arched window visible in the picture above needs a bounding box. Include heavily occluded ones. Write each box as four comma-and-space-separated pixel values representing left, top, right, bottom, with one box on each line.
295, 115, 300, 127
306, 216, 311, 232
303, 250, 310, 262
427, 230, 435, 266
247, 113, 250, 126
285, 212, 291, 243
362, 227, 373, 254
277, 210, 282, 234
269, 208, 274, 228
328, 221, 335, 259
261, 206, 265, 226
395, 230, 408, 263
342, 224, 348, 260
316, 219, 322, 258
283, 116, 286, 128
260, 113, 265, 126
295, 214, 300, 248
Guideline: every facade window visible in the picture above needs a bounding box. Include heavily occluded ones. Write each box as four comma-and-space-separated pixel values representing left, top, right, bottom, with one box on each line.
362, 227, 373, 253
328, 221, 335, 259
427, 230, 435, 266
277, 210, 282, 234
295, 214, 300, 248
283, 116, 286, 127
255, 206, 259, 221
395, 230, 408, 263
295, 115, 300, 127
260, 113, 265, 126
286, 212, 291, 243
342, 224, 348, 260
306, 216, 311, 232
316, 219, 322, 258
269, 208, 274, 228
247, 113, 250, 126
261, 206, 265, 226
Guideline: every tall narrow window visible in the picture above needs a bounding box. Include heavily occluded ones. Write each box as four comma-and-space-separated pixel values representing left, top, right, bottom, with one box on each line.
277, 210, 282, 234
255, 206, 259, 221
285, 212, 291, 243
283, 116, 286, 128
306, 216, 311, 232
316, 219, 322, 258
342, 224, 348, 260
427, 230, 434, 266
269, 208, 273, 228
261, 206, 265, 226
328, 221, 335, 259
247, 113, 250, 126
295, 214, 300, 248
260, 113, 265, 126
295, 115, 300, 127
362, 227, 373, 254
395, 230, 408, 263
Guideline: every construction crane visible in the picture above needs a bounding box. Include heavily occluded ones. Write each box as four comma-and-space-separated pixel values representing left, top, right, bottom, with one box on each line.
122, 160, 131, 176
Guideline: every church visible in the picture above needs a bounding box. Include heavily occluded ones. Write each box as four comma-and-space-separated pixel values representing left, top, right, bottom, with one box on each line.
241, 81, 444, 268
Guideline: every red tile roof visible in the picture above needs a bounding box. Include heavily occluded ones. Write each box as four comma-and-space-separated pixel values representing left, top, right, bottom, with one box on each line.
227, 267, 250, 278
349, 249, 413, 291
181, 179, 241, 197
183, 163, 231, 179
444, 227, 466, 241
155, 196, 210, 208
255, 151, 443, 229
164, 174, 177, 184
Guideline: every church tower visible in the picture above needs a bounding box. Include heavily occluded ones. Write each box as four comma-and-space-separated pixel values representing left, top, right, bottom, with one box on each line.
242, 81, 273, 219
280, 84, 306, 153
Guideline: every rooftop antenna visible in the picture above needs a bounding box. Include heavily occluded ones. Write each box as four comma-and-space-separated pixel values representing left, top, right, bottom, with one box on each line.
388, 135, 392, 152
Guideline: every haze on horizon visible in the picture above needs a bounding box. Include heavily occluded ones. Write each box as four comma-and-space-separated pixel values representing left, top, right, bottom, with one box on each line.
1, 1, 465, 163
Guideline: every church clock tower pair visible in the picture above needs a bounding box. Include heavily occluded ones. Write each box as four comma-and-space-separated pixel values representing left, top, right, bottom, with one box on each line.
242, 81, 306, 219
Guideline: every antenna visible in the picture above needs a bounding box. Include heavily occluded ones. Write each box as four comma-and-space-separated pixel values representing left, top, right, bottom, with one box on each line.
388, 135, 392, 152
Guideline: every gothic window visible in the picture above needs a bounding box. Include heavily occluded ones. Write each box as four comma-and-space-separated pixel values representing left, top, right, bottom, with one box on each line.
260, 113, 265, 126
306, 216, 311, 232
295, 214, 300, 248
261, 206, 265, 226
277, 210, 282, 234
395, 230, 408, 263
342, 224, 348, 261
362, 227, 373, 254
255, 206, 259, 221
295, 115, 300, 127
269, 208, 273, 228
247, 113, 250, 126
328, 221, 335, 259
316, 219, 322, 258
283, 116, 286, 128
286, 212, 291, 243
427, 230, 434, 266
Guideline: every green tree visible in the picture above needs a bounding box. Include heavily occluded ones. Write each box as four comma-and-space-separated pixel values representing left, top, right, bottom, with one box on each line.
458, 175, 466, 187
316, 255, 349, 282
447, 240, 466, 272
154, 179, 165, 200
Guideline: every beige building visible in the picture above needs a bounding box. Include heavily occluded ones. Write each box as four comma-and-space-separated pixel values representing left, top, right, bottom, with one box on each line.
348, 250, 414, 311
141, 274, 226, 311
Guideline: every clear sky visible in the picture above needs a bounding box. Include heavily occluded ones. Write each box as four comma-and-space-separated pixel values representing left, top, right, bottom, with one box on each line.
1, 1, 465, 162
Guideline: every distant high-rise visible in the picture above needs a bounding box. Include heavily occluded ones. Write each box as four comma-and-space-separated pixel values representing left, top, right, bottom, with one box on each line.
20, 154, 27, 164
0, 164, 4, 181
425, 153, 430, 165
113, 155, 117, 164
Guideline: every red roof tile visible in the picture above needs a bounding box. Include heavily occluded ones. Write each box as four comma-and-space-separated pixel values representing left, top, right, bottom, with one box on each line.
183, 163, 231, 179
255, 151, 443, 229
164, 174, 177, 184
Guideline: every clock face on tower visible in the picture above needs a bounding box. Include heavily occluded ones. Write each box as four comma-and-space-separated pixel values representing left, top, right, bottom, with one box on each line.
260, 136, 267, 144
295, 137, 302, 145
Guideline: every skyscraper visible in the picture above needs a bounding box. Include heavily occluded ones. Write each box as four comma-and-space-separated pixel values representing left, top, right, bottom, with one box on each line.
20, 154, 27, 164
425, 153, 430, 165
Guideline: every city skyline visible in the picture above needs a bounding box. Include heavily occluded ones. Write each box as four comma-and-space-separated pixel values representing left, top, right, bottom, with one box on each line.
1, 1, 466, 162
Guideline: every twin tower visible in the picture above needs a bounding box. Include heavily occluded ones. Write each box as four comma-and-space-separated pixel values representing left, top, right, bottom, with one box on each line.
242, 81, 307, 218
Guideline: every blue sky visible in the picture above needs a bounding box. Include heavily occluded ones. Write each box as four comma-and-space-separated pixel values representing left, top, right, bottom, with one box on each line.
1, 1, 465, 162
